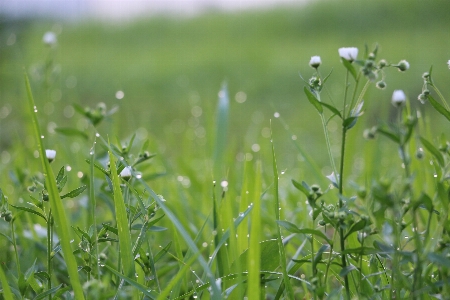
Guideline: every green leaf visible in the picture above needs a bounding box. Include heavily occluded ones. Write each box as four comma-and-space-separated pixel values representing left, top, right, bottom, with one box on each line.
154, 241, 172, 263
345, 219, 369, 239
291, 179, 312, 198
109, 148, 135, 278
56, 166, 65, 183
428, 95, 450, 122
427, 253, 450, 269
339, 264, 358, 277
341, 58, 357, 80
11, 204, 47, 222
304, 86, 323, 114
320, 102, 342, 118
0, 265, 14, 300
32, 284, 63, 300
343, 116, 358, 130
377, 127, 400, 144
104, 265, 159, 299
277, 220, 331, 244
420, 137, 445, 167
25, 72, 85, 300
61, 185, 87, 199
54, 127, 88, 139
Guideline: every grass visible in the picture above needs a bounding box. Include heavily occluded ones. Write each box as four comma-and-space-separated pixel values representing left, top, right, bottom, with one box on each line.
1, 0, 450, 298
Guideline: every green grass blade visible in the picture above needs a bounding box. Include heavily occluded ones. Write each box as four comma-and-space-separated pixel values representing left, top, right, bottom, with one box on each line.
247, 160, 262, 300
213, 82, 229, 171
270, 123, 294, 299
156, 253, 198, 300
24, 73, 85, 300
104, 265, 158, 299
0, 266, 14, 300
108, 149, 135, 279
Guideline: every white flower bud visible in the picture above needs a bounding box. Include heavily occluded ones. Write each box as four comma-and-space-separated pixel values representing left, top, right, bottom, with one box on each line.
45, 149, 56, 163
309, 56, 321, 68
447, 60, 450, 69
42, 32, 57, 46
397, 60, 409, 72
120, 166, 132, 180
392, 90, 406, 107
338, 47, 358, 62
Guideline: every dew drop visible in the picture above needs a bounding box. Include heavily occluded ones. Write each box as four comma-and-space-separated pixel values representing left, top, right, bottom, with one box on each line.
89, 151, 94, 155
239, 212, 244, 217
41, 135, 44, 139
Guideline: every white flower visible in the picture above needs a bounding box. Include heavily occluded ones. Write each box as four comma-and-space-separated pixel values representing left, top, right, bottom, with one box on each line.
45, 149, 56, 163
42, 32, 57, 46
326, 172, 339, 188
447, 60, 450, 69
392, 90, 407, 107
338, 47, 358, 62
309, 56, 321, 68
120, 166, 132, 180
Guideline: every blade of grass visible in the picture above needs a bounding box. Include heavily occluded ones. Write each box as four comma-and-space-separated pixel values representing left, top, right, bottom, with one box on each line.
270, 122, 294, 298
247, 160, 262, 300
108, 148, 135, 279
24, 72, 85, 300
0, 266, 14, 300
104, 265, 158, 299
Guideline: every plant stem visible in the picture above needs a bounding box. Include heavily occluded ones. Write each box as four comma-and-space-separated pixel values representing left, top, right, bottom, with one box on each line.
47, 211, 53, 300
320, 114, 338, 177
10, 220, 21, 276
339, 70, 350, 299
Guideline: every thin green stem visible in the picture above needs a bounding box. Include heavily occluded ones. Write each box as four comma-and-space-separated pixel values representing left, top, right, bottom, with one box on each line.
10, 220, 21, 276
430, 83, 450, 110
47, 211, 53, 300
339, 70, 350, 299
320, 113, 338, 177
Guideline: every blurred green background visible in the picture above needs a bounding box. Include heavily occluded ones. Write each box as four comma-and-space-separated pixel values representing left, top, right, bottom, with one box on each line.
1, 0, 450, 192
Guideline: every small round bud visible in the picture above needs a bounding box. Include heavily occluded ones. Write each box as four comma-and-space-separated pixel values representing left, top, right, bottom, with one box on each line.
3, 211, 13, 222
378, 59, 387, 68
338, 211, 346, 220
416, 148, 424, 159
365, 60, 374, 68
28, 186, 37, 193
357, 187, 367, 199
309, 56, 321, 69
45, 149, 56, 163
397, 60, 410, 72
368, 52, 376, 60
42, 190, 49, 202
318, 220, 326, 226
422, 89, 430, 96
422, 72, 430, 79
376, 81, 386, 90
311, 184, 320, 192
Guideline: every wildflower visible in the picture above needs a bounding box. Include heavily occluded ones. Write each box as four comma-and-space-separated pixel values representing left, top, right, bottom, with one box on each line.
392, 90, 406, 107
326, 172, 339, 188
120, 166, 132, 180
397, 60, 410, 72
448, 60, 450, 69
338, 47, 358, 62
45, 149, 56, 163
309, 56, 321, 69
378, 59, 388, 68
42, 32, 57, 46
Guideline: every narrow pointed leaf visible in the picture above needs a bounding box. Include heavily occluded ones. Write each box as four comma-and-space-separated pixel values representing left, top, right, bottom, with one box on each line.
420, 137, 445, 167
428, 95, 450, 122
54, 127, 88, 139
11, 204, 47, 221
61, 185, 87, 199
304, 87, 323, 114
109, 149, 135, 278
25, 72, 85, 300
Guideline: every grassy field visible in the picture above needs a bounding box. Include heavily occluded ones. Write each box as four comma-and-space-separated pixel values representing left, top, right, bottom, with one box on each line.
1, 0, 450, 298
